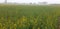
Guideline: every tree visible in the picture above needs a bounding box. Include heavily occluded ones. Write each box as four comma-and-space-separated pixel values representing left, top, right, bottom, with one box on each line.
5, 0, 7, 3
43, 2, 47, 4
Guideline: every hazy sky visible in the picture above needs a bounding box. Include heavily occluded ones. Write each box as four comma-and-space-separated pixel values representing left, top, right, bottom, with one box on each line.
0, 0, 60, 4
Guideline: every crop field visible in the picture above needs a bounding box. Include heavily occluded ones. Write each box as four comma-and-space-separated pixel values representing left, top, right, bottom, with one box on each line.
0, 5, 59, 29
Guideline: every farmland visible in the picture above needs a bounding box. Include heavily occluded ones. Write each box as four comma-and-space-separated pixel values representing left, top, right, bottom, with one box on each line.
0, 5, 59, 29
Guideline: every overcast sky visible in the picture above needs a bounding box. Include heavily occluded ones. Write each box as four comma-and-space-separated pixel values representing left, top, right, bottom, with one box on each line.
0, 0, 60, 4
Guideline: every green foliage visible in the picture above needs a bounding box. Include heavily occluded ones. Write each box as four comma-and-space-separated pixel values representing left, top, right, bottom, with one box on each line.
0, 5, 58, 29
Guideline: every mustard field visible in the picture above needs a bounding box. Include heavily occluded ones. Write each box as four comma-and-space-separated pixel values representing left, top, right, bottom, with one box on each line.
0, 5, 59, 29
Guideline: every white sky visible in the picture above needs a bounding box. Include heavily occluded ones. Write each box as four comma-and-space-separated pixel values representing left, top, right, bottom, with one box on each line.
0, 0, 60, 4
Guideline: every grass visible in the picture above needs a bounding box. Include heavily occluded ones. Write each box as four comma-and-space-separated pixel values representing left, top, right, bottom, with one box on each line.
0, 5, 59, 29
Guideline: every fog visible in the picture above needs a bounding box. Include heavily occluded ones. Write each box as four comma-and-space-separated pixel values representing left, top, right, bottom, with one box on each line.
0, 0, 60, 4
